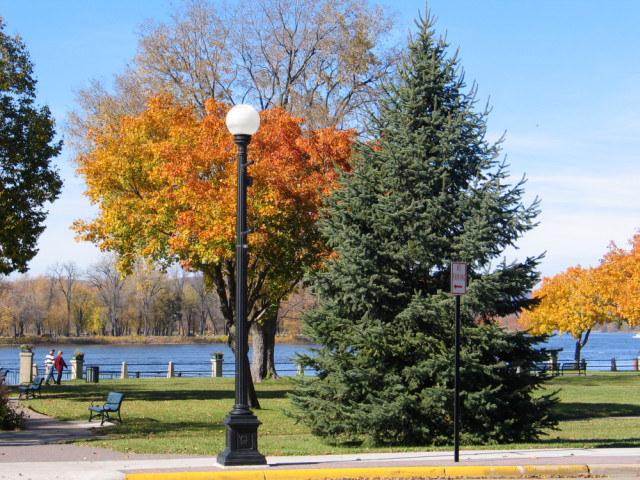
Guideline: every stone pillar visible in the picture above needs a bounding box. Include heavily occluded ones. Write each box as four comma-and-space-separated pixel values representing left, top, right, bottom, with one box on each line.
71, 359, 84, 380
121, 362, 129, 379
32, 363, 39, 378
167, 361, 175, 378
19, 352, 34, 384
211, 354, 223, 377
296, 364, 305, 376
549, 350, 559, 372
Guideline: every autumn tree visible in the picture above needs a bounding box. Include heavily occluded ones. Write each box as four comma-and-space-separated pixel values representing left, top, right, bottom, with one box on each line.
190, 273, 223, 335
70, 282, 103, 336
0, 18, 63, 274
67, 0, 395, 380
87, 256, 127, 336
130, 261, 167, 336
47, 262, 80, 336
34, 275, 63, 335
72, 95, 355, 388
166, 265, 199, 336
520, 265, 616, 363
0, 275, 57, 336
599, 231, 640, 324
521, 230, 640, 363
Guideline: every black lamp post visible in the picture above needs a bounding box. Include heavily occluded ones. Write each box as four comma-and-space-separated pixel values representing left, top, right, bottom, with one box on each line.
217, 104, 266, 467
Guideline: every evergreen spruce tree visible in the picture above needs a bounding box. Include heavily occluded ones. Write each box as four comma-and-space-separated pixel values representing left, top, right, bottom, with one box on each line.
289, 14, 557, 447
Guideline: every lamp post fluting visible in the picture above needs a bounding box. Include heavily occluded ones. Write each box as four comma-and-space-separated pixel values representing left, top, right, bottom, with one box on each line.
217, 104, 266, 467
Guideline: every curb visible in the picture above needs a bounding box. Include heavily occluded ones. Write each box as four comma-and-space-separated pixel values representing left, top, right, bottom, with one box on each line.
589, 464, 640, 476
125, 464, 590, 480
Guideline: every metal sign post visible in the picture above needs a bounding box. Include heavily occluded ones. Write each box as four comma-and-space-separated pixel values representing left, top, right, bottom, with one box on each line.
451, 262, 467, 463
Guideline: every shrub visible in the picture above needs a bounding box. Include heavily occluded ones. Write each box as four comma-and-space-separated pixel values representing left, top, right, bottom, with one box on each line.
0, 384, 25, 430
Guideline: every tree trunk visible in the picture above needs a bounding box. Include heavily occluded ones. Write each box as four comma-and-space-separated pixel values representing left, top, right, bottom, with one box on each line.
574, 329, 591, 364
264, 313, 279, 379
251, 311, 280, 382
244, 351, 260, 409
251, 323, 266, 382
228, 322, 261, 409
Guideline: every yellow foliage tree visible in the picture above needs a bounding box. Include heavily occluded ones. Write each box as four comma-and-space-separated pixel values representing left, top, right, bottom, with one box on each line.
599, 231, 640, 325
520, 265, 616, 363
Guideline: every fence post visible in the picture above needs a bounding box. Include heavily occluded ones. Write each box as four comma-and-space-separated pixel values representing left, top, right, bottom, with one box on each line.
121, 362, 129, 379
211, 353, 223, 377
167, 361, 175, 378
611, 358, 617, 371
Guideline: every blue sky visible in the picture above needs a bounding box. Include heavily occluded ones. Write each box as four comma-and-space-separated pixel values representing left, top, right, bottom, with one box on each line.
1, 0, 639, 280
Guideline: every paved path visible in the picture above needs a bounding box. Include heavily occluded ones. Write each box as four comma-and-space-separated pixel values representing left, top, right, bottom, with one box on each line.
3, 400, 640, 479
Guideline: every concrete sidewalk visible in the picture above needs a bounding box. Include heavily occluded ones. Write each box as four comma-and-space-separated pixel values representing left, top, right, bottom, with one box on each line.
3, 401, 640, 479
3, 447, 640, 480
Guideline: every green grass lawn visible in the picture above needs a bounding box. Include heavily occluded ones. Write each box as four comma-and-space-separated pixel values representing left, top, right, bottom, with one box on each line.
12, 372, 640, 456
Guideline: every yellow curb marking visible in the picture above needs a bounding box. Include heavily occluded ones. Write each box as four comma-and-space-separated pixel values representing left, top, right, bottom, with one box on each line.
126, 464, 590, 480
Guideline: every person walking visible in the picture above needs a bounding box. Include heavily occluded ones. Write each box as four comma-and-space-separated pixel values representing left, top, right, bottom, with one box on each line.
44, 349, 55, 385
54, 350, 67, 385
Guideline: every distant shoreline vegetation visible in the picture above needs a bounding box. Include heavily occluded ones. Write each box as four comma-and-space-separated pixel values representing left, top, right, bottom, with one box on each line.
0, 334, 311, 346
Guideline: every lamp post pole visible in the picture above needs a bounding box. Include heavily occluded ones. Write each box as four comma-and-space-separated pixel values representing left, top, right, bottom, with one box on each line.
217, 105, 266, 467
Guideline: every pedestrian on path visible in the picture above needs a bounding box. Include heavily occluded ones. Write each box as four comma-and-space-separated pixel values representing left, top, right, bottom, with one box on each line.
54, 350, 67, 385
44, 349, 55, 385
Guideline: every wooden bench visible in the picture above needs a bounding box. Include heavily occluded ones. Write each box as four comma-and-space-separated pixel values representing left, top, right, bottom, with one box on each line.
88, 392, 125, 425
18, 376, 44, 399
561, 361, 587, 375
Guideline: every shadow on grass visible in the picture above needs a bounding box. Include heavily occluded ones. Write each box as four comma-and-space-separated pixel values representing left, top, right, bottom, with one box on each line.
108, 417, 226, 437
553, 402, 640, 420
38, 387, 234, 402
34, 380, 291, 403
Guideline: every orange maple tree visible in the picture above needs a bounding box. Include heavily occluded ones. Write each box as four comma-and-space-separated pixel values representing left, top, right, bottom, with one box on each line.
72, 94, 355, 375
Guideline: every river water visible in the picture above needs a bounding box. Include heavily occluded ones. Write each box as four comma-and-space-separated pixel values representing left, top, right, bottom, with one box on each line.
0, 343, 312, 382
2, 332, 640, 383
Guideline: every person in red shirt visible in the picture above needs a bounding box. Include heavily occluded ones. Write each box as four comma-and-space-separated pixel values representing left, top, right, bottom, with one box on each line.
54, 350, 67, 385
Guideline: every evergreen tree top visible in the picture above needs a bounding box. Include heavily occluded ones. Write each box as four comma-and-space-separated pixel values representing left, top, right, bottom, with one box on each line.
319, 12, 541, 318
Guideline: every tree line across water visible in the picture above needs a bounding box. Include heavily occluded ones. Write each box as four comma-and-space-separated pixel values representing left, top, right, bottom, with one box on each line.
0, 256, 309, 341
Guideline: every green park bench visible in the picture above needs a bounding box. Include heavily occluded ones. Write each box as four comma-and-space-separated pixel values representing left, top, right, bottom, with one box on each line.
88, 391, 125, 426
18, 376, 44, 399
561, 360, 587, 375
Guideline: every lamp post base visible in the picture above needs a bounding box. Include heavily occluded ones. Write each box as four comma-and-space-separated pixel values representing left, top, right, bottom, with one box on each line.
217, 413, 267, 466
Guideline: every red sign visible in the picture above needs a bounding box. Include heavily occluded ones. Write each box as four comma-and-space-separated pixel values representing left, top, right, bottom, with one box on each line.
451, 262, 467, 295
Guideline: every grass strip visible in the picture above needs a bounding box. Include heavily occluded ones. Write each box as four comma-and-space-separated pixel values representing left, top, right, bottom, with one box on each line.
13, 372, 640, 456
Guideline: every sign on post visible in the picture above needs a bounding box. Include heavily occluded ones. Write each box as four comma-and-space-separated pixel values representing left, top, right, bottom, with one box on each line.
451, 262, 467, 295
451, 261, 467, 463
